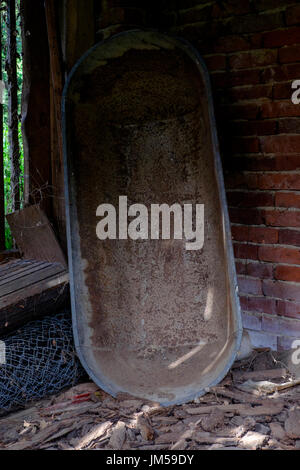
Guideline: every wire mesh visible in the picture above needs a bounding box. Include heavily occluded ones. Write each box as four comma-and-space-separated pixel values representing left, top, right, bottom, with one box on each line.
0, 312, 86, 411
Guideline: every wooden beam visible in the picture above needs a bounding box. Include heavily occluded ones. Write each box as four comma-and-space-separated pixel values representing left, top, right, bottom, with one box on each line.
63, 0, 95, 73
21, 0, 52, 217
45, 0, 66, 252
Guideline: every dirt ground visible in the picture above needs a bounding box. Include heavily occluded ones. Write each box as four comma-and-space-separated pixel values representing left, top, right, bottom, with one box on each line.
1, 349, 300, 450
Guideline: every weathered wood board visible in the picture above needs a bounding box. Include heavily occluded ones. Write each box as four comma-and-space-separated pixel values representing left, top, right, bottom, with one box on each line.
0, 259, 69, 337
6, 204, 67, 266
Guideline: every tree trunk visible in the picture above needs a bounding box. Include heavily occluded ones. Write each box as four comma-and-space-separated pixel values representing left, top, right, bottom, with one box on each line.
6, 0, 20, 212
0, 10, 5, 250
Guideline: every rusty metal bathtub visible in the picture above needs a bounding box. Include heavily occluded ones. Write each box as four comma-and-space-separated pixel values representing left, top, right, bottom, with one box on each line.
62, 30, 242, 405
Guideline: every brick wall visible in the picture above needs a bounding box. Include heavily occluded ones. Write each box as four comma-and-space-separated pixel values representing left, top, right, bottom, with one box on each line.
100, 0, 300, 350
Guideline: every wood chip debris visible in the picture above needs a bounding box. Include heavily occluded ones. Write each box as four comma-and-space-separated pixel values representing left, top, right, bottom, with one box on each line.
1, 350, 300, 450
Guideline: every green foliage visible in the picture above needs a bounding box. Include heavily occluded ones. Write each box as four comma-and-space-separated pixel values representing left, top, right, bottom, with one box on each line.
2, 0, 23, 249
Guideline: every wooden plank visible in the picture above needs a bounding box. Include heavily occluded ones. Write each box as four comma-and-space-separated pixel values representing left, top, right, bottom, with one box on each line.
0, 271, 69, 309
0, 259, 40, 279
233, 368, 287, 382
0, 263, 67, 297
6, 204, 67, 266
0, 277, 69, 336
0, 249, 20, 263
0, 261, 52, 286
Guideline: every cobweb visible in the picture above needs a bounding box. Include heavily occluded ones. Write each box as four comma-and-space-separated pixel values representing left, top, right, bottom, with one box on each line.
0, 312, 86, 411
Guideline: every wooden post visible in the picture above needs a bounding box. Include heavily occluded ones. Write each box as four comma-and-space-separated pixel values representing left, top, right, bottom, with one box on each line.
21, 0, 52, 219
63, 0, 95, 73
45, 0, 66, 251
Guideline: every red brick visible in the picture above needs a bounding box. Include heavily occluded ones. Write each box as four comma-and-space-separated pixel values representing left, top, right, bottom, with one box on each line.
260, 135, 300, 154
286, 5, 300, 26
261, 101, 300, 118
254, 0, 296, 11
231, 225, 249, 242
241, 311, 262, 330
263, 27, 300, 48
178, 4, 212, 24
247, 296, 276, 315
232, 156, 300, 172
230, 137, 260, 153
285, 63, 300, 79
262, 313, 300, 336
212, 0, 250, 18
230, 156, 276, 171
259, 245, 300, 264
278, 45, 300, 64
231, 224, 277, 245
225, 172, 258, 190
261, 64, 300, 83
236, 261, 247, 274
275, 265, 300, 282
227, 12, 283, 35
248, 226, 278, 244
229, 49, 277, 70
263, 280, 300, 302
240, 296, 249, 311
278, 228, 300, 246
176, 0, 211, 8
229, 207, 265, 225
277, 299, 300, 318
246, 261, 274, 279
279, 45, 300, 64
273, 82, 294, 100
257, 174, 300, 191
275, 192, 300, 209
226, 84, 272, 102
227, 156, 300, 173
274, 155, 300, 171
227, 190, 274, 208
203, 54, 226, 71
234, 242, 259, 260
221, 103, 260, 120
278, 336, 298, 350
174, 21, 219, 44
211, 71, 228, 88
238, 276, 262, 295
228, 119, 276, 136
265, 209, 300, 227
227, 69, 261, 87
278, 117, 300, 133
214, 35, 251, 53
248, 330, 277, 349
